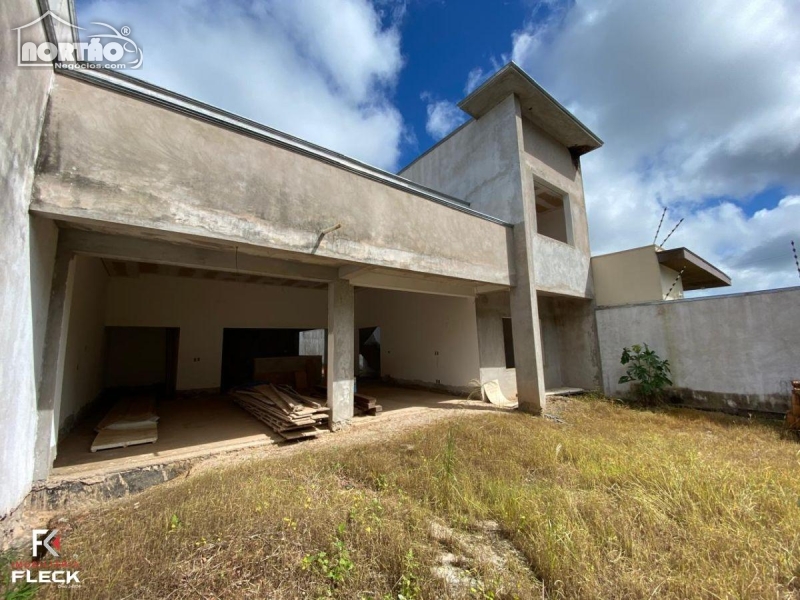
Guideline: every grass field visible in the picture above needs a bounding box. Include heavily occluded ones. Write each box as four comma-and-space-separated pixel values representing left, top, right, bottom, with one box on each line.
18, 395, 800, 599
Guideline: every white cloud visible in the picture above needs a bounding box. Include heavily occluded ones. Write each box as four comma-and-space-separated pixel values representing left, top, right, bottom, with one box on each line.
77, 0, 407, 170
422, 94, 467, 140
511, 0, 800, 293
465, 67, 486, 94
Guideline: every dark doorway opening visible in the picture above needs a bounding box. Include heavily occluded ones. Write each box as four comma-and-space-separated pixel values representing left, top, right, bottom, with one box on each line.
103, 326, 180, 398
358, 326, 381, 378
220, 328, 325, 391
502, 318, 515, 369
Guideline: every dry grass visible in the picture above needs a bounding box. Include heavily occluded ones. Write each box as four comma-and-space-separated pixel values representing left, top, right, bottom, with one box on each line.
29, 395, 800, 599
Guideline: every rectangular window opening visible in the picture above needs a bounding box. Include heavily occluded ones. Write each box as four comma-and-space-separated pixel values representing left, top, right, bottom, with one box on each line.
534, 181, 573, 245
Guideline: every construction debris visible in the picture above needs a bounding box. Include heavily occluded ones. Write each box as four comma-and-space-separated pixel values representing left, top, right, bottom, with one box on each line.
91, 395, 159, 452
787, 381, 800, 432
232, 384, 329, 440
483, 380, 518, 408
355, 392, 382, 416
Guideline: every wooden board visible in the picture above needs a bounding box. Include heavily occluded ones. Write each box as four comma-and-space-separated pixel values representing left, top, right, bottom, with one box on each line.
95, 395, 158, 431
91, 424, 158, 452
253, 356, 323, 388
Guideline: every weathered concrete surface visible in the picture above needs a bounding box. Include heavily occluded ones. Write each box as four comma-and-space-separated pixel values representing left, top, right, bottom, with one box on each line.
509, 223, 547, 414
475, 292, 517, 399
328, 280, 355, 428
401, 88, 599, 405
32, 75, 512, 286
522, 119, 593, 298
539, 295, 602, 391
29, 461, 192, 511
597, 287, 800, 413
402, 93, 595, 300
400, 95, 524, 224
0, 0, 53, 515
33, 247, 75, 481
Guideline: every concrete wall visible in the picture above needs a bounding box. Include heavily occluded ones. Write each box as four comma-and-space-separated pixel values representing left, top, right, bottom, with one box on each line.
522, 119, 593, 298
401, 97, 594, 300
356, 289, 481, 392
32, 75, 512, 287
476, 292, 602, 397
57, 256, 108, 433
105, 274, 327, 391
596, 287, 800, 413
0, 0, 53, 515
592, 246, 663, 307
475, 292, 518, 399
400, 95, 524, 224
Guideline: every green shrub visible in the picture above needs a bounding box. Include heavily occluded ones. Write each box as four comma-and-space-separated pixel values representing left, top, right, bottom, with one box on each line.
619, 344, 672, 402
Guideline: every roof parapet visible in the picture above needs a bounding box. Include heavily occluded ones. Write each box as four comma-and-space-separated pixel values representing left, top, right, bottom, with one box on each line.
459, 62, 603, 157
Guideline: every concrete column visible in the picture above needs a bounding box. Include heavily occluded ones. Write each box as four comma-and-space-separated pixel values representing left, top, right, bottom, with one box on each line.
33, 246, 75, 480
327, 279, 354, 430
509, 222, 547, 414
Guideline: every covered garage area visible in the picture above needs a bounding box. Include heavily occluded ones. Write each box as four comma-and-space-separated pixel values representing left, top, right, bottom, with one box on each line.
42, 225, 503, 480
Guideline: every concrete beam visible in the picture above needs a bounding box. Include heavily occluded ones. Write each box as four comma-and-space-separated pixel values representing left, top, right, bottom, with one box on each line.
338, 265, 374, 281
343, 270, 478, 298
327, 280, 355, 429
33, 245, 75, 480
59, 229, 338, 282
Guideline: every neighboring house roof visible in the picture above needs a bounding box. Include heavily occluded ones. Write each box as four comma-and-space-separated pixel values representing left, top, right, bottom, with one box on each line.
656, 247, 732, 290
459, 62, 603, 156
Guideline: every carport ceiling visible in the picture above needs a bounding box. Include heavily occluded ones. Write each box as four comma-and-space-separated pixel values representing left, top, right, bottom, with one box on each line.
102, 259, 328, 289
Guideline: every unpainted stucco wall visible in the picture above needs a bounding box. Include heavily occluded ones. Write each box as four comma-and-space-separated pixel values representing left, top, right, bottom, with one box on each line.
475, 292, 601, 397
596, 287, 800, 413
538, 297, 564, 389
0, 0, 53, 515
475, 292, 518, 399
57, 256, 108, 433
33, 75, 512, 286
356, 289, 481, 391
399, 95, 524, 224
105, 274, 327, 391
591, 246, 663, 307
522, 119, 593, 298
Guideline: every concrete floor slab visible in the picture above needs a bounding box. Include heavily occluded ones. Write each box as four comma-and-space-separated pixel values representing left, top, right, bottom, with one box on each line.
49, 385, 501, 482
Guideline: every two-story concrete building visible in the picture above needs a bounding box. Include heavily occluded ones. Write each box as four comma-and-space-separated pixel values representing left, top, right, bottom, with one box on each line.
1, 0, 609, 518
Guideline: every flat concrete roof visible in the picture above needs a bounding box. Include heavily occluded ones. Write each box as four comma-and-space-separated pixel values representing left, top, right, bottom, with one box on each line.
459, 62, 603, 156
657, 247, 732, 290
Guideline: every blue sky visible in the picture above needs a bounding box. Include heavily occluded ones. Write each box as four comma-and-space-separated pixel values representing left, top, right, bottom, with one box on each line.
389, 0, 529, 166
75, 0, 800, 294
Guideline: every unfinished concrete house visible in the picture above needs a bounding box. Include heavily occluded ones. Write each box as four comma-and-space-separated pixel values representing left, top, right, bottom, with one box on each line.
1, 2, 606, 518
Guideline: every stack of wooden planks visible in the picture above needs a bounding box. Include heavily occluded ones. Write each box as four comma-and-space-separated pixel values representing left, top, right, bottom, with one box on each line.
354, 392, 382, 417
232, 383, 329, 440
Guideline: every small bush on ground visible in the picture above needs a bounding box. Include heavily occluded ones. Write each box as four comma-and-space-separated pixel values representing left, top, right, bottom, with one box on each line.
619, 343, 673, 403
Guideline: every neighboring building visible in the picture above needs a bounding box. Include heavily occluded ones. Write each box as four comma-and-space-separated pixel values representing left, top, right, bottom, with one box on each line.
591, 245, 731, 307
1, 1, 604, 517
